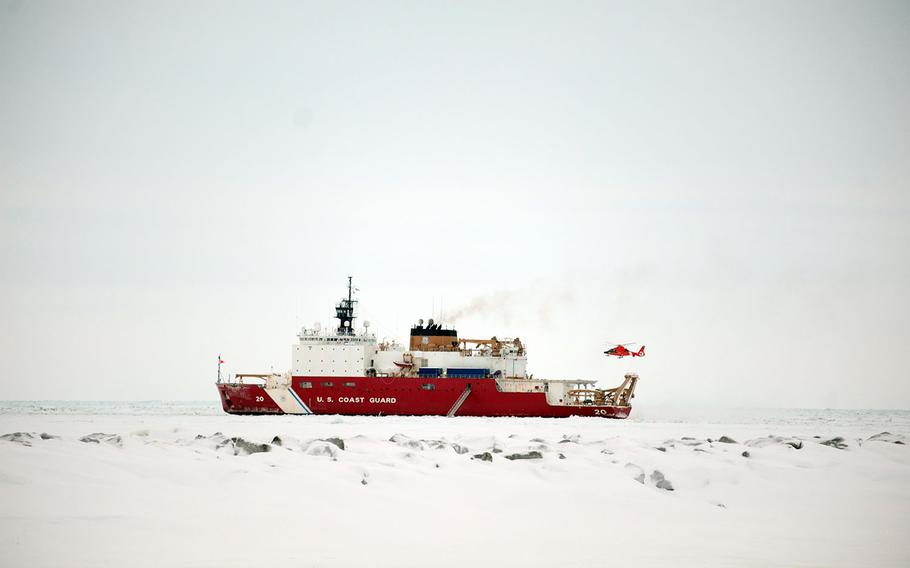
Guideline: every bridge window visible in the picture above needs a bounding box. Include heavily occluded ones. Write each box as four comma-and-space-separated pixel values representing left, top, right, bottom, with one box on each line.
321, 382, 334, 387
421, 383, 435, 391
344, 382, 356, 387
299, 382, 312, 389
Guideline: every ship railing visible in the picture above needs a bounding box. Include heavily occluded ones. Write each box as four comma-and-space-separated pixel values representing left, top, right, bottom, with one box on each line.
225, 373, 281, 386
457, 348, 523, 358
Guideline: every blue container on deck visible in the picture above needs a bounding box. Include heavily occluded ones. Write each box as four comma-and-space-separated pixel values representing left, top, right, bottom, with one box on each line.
418, 367, 442, 378
446, 368, 489, 378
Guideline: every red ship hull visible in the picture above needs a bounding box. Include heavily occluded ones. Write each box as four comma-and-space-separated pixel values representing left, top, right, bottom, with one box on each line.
217, 376, 632, 418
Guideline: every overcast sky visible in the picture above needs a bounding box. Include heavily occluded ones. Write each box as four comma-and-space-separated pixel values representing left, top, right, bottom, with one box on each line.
1, 0, 908, 408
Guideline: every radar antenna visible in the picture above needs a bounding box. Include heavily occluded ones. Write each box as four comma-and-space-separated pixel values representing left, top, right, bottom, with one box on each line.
335, 276, 357, 335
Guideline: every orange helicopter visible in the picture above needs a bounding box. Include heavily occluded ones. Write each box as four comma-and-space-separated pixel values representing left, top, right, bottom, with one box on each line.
604, 343, 646, 358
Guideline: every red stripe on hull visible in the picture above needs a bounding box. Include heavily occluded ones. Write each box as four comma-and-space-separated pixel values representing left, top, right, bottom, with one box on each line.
217, 377, 632, 419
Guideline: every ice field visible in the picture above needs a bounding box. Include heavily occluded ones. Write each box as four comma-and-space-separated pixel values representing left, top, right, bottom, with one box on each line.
1, 403, 909, 567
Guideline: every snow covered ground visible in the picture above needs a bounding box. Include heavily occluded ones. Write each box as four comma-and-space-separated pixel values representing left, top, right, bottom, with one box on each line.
1, 403, 909, 567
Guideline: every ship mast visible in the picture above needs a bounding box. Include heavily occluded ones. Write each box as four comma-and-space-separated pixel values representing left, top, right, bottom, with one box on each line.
335, 276, 357, 335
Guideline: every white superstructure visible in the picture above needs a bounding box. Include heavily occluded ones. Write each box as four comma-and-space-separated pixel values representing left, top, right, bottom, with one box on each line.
293, 328, 377, 376
290, 325, 528, 379
288, 278, 531, 379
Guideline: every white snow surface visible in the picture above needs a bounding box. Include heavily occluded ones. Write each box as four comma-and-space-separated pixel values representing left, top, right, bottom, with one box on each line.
1, 403, 909, 568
